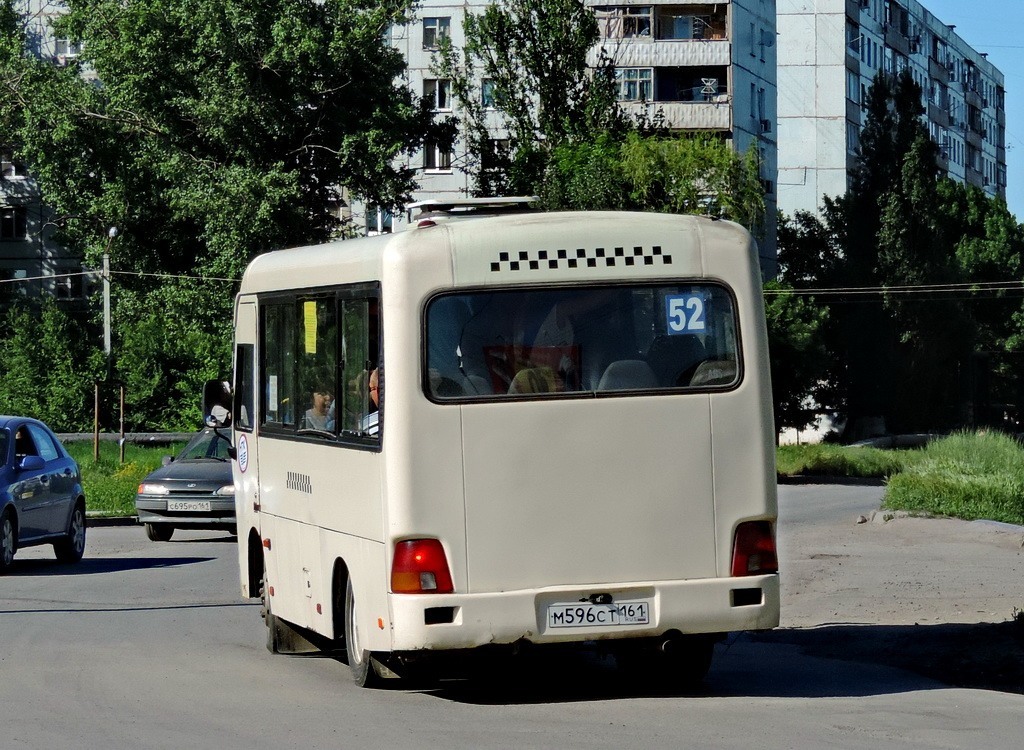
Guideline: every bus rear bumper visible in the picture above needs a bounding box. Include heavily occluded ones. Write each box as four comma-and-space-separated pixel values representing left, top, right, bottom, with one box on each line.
387, 574, 780, 652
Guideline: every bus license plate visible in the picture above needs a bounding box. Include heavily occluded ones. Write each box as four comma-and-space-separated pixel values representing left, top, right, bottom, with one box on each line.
167, 500, 211, 512
547, 600, 651, 629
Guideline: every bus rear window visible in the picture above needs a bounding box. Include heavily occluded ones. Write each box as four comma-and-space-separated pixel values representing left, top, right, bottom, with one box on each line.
425, 283, 739, 400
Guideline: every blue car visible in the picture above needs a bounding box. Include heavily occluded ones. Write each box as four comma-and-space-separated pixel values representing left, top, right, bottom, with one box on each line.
0, 416, 87, 572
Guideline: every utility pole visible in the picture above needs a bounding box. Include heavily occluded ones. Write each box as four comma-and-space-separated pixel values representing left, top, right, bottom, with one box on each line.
94, 226, 118, 461
103, 226, 118, 366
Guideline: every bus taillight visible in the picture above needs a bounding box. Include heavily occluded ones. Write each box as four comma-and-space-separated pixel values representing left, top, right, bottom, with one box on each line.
731, 521, 778, 577
391, 539, 454, 594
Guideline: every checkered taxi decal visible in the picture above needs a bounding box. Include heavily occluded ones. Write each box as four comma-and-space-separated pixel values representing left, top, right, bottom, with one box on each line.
490, 246, 673, 273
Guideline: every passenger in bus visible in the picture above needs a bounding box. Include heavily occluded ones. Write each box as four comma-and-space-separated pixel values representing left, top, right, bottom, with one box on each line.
360, 368, 380, 436
303, 387, 333, 431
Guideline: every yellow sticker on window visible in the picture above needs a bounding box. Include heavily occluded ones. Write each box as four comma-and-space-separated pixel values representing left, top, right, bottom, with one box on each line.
303, 301, 317, 354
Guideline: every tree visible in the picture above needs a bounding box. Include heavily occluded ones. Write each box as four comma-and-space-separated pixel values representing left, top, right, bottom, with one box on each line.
797, 70, 959, 436
1, 0, 449, 429
763, 281, 830, 436
0, 299, 99, 430
438, 0, 765, 233
780, 68, 1024, 436
436, 0, 626, 196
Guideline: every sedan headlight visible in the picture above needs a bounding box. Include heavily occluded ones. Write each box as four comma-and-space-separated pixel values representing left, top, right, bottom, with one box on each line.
138, 483, 170, 495
215, 485, 235, 496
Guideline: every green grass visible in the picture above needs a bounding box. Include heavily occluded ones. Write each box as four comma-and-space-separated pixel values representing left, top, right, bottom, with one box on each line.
776, 442, 909, 478
66, 440, 186, 517
883, 432, 1024, 526
780, 433, 1024, 526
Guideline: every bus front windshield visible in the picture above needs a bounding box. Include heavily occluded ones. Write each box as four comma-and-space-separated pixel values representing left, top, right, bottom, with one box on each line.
425, 283, 739, 400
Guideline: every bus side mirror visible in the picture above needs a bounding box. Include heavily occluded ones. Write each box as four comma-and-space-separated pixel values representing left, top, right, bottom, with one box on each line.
203, 379, 233, 428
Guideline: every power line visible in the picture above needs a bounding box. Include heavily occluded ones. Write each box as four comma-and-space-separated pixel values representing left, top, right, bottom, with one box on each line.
110, 269, 239, 283
0, 269, 238, 287
765, 279, 1024, 298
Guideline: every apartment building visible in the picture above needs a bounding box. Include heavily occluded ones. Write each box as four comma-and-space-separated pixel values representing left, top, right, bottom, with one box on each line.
1, 1, 93, 303
11, 2, 778, 273
777, 0, 1006, 217
387, 1, 779, 264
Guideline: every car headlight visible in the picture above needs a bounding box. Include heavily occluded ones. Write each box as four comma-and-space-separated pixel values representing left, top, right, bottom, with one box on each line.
138, 483, 169, 495
216, 485, 235, 496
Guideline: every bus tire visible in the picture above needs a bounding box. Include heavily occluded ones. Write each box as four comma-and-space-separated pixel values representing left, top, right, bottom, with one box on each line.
344, 577, 388, 688
616, 634, 715, 692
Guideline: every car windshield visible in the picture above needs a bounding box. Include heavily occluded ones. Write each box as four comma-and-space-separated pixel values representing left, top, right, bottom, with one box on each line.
176, 429, 231, 461
425, 282, 739, 400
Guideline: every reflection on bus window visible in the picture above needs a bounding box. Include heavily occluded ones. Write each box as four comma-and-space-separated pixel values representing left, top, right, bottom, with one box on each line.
425, 283, 739, 399
258, 288, 381, 445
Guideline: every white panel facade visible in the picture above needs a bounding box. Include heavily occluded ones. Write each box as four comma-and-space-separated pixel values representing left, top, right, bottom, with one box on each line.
778, 0, 1007, 217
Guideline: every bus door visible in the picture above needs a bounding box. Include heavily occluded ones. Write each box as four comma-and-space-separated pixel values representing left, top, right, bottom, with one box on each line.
233, 299, 261, 597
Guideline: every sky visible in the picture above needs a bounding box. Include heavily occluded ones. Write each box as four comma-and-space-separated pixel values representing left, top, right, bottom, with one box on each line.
923, 0, 1024, 220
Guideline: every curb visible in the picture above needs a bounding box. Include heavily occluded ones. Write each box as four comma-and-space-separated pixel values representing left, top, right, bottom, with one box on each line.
777, 475, 886, 487
86, 515, 139, 527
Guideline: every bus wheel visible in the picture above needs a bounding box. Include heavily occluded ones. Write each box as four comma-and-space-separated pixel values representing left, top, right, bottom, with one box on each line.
616, 635, 715, 692
343, 578, 388, 688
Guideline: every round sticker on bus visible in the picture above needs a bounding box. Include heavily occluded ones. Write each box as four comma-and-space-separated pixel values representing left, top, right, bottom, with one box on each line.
237, 433, 249, 473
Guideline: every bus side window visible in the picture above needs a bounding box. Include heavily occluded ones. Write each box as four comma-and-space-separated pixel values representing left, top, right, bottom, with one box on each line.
234, 344, 255, 431
339, 296, 381, 440
262, 303, 298, 426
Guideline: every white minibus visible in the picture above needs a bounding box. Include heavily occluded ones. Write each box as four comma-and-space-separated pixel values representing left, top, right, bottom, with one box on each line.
206, 200, 779, 688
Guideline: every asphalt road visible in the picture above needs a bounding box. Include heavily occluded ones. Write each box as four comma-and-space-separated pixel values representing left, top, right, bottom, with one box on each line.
1, 484, 1022, 750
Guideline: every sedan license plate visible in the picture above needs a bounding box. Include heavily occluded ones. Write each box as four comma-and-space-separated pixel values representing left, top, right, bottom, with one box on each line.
167, 500, 211, 512
547, 600, 651, 629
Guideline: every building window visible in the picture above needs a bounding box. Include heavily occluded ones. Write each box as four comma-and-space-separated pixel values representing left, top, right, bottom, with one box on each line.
54, 38, 83, 58
846, 122, 860, 155
847, 21, 860, 55
1, 205, 28, 240
424, 142, 452, 172
365, 205, 393, 236
0, 268, 29, 297
423, 79, 451, 111
846, 70, 860, 104
1, 148, 25, 179
481, 139, 509, 172
615, 67, 652, 102
54, 266, 89, 300
481, 78, 495, 108
595, 6, 652, 39
422, 17, 450, 50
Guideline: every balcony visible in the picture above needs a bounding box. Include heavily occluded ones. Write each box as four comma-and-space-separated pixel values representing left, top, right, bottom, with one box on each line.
605, 39, 730, 68
928, 57, 949, 81
965, 166, 984, 189
620, 100, 732, 131
928, 103, 950, 128
884, 24, 910, 57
